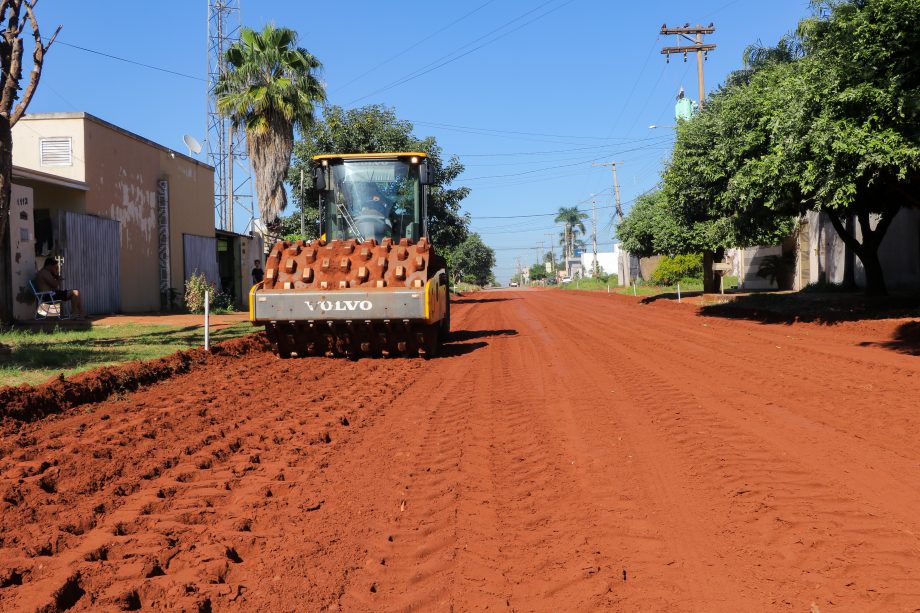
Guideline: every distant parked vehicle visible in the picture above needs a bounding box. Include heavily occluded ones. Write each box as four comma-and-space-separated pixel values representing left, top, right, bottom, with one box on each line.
561, 276, 572, 283
509, 281, 519, 287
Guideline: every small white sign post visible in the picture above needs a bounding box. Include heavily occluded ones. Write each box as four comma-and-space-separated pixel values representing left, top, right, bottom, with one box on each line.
204, 290, 210, 352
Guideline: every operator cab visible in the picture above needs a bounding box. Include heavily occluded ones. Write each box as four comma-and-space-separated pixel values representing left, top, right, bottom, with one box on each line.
313, 153, 430, 244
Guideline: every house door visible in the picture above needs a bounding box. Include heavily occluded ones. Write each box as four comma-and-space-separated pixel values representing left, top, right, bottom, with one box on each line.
59, 211, 121, 314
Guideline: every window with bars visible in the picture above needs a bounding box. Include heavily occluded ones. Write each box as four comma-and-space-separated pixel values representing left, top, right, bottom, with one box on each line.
40, 137, 73, 167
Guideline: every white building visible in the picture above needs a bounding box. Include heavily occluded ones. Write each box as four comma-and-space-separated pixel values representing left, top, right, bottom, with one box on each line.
579, 250, 619, 277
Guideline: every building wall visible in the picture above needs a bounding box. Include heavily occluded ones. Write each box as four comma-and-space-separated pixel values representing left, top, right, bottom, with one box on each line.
9, 184, 36, 320
157, 150, 215, 300
729, 245, 783, 290
11, 115, 86, 183
579, 252, 619, 277
798, 210, 920, 291
876, 208, 920, 289
14, 113, 215, 312
82, 118, 159, 311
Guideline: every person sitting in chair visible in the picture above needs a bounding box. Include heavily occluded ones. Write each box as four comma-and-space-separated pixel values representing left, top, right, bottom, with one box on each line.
35, 257, 85, 319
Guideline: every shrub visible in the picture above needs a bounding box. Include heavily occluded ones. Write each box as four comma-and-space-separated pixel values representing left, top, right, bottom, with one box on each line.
650, 254, 703, 286
184, 272, 215, 314
211, 290, 237, 314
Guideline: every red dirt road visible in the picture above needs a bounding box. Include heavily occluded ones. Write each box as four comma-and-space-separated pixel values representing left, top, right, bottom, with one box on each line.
1, 289, 919, 612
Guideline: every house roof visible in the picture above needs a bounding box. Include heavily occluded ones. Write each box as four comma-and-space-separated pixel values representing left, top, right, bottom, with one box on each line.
12, 165, 89, 191
19, 112, 214, 171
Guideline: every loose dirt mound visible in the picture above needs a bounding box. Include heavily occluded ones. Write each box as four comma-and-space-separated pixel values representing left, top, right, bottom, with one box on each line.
0, 333, 269, 424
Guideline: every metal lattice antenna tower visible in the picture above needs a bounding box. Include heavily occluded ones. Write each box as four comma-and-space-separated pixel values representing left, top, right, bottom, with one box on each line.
207, 0, 251, 232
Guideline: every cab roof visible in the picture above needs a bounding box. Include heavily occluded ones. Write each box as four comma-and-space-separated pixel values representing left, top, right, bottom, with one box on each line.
312, 152, 427, 162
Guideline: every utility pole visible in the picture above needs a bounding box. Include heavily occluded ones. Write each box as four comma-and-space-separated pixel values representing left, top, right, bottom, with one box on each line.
593, 162, 624, 220
591, 199, 599, 278
299, 168, 305, 237
660, 23, 716, 109
593, 162, 626, 284
545, 232, 556, 273
661, 23, 720, 291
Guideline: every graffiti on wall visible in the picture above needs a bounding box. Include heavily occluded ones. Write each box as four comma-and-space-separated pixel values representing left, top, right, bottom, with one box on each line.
156, 178, 171, 306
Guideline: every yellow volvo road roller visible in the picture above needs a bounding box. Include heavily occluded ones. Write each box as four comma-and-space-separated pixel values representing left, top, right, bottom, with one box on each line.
250, 152, 450, 358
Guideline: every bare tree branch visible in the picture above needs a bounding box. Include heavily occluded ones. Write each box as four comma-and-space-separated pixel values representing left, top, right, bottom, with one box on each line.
11, 0, 58, 125
0, 0, 23, 119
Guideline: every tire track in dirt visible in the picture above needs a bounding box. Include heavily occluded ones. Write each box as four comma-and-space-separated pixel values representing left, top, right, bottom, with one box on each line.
2, 289, 919, 611
0, 349, 422, 611
503, 296, 741, 611
334, 297, 625, 611
573, 295, 920, 529
543, 291, 920, 610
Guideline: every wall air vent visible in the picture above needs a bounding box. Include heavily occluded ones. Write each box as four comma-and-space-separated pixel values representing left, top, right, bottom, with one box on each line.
40, 137, 73, 167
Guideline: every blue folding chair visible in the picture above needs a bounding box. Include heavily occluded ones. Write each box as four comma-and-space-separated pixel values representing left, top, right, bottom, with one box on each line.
28, 279, 69, 319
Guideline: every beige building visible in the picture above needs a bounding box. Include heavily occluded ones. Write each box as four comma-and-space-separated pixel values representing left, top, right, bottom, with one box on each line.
10, 112, 218, 315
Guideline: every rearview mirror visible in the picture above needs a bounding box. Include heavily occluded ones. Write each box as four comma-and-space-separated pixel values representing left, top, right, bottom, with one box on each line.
419, 161, 430, 186
313, 166, 326, 190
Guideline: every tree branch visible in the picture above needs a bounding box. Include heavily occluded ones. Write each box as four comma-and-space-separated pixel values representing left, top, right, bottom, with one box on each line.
826, 211, 863, 256
0, 0, 23, 118
867, 201, 901, 249
10, 0, 58, 125
892, 185, 920, 209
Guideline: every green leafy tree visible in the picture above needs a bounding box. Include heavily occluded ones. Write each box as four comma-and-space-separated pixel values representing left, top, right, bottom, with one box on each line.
663, 63, 798, 283
649, 254, 703, 286
288, 104, 471, 256
616, 190, 713, 258
267, 207, 321, 243
763, 0, 920, 295
529, 263, 549, 281
216, 25, 325, 223
665, 0, 920, 295
447, 233, 496, 287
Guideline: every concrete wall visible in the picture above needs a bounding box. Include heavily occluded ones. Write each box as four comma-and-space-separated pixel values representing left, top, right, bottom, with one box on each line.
579, 251, 618, 277
729, 245, 783, 290
798, 210, 920, 291
13, 113, 215, 312
638, 255, 663, 281
876, 208, 920, 289
9, 184, 36, 320
12, 115, 86, 183
155, 150, 215, 302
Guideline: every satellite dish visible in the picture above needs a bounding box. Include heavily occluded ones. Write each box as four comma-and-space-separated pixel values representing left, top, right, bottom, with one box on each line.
183, 134, 202, 156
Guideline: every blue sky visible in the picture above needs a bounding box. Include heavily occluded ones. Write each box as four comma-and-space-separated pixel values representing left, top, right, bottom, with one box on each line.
28, 0, 811, 282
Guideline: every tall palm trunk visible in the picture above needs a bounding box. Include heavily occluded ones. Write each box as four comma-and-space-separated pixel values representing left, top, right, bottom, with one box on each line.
248, 114, 294, 222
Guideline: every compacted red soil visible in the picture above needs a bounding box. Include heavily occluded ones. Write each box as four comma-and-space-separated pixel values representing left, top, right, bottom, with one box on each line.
1, 289, 918, 612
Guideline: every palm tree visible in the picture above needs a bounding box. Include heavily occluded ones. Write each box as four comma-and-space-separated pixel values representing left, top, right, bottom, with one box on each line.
554, 206, 588, 259
215, 25, 325, 223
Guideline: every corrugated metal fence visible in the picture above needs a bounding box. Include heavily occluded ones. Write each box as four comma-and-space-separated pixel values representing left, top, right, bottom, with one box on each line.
183, 234, 220, 289
59, 211, 121, 315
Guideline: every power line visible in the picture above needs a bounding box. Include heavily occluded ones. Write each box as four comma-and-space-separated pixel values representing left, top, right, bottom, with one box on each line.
473, 202, 618, 221
455, 140, 658, 157
331, 0, 499, 93
345, 0, 575, 105
413, 119, 658, 142
460, 138, 670, 181
604, 36, 661, 139
47, 38, 205, 82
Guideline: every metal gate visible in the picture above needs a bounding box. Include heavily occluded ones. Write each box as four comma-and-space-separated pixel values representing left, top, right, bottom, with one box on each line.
183, 234, 220, 289
59, 211, 121, 315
